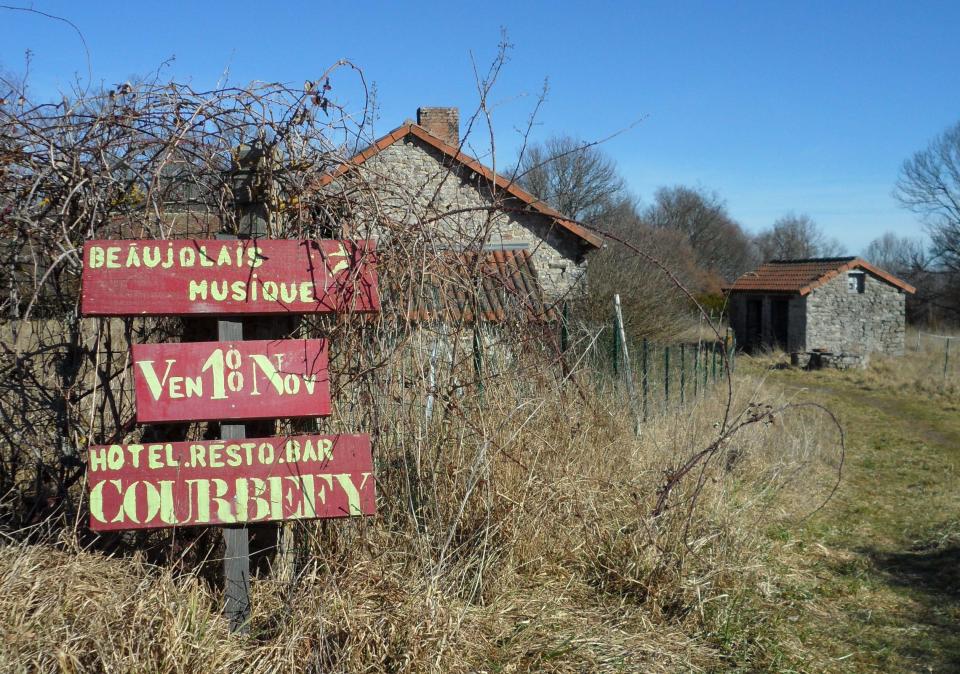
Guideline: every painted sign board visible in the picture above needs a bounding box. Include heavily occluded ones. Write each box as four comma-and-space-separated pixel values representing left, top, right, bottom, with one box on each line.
86, 434, 375, 531
80, 239, 379, 316
132, 339, 330, 423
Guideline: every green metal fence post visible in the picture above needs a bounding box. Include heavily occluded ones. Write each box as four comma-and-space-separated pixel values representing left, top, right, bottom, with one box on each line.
693, 345, 699, 397
664, 345, 670, 406
712, 341, 718, 383
680, 343, 685, 405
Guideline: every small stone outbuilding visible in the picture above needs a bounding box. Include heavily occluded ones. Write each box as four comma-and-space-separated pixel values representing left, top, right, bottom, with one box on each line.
725, 257, 915, 364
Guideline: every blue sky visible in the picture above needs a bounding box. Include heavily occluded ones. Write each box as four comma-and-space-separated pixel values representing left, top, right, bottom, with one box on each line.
2, 1, 957, 253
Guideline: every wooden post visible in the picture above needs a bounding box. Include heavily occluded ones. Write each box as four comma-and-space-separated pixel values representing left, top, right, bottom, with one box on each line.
944, 337, 951, 385
220, 316, 251, 634
703, 344, 709, 390
642, 338, 649, 422
219, 143, 267, 633
613, 294, 640, 434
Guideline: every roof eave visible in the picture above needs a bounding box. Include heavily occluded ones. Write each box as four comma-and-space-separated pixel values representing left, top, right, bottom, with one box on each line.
318, 123, 604, 250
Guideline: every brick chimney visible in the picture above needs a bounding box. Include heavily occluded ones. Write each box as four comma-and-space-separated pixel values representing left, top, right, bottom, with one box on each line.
416, 107, 459, 147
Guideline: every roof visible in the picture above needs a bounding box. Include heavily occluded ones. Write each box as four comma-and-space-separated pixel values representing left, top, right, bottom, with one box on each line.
725, 257, 916, 295
317, 123, 604, 250
393, 248, 559, 323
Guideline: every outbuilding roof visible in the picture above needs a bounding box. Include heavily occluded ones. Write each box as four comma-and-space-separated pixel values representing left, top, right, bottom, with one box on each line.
725, 257, 916, 295
316, 122, 604, 250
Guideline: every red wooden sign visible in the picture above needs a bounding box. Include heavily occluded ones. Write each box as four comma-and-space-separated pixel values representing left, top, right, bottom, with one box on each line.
80, 239, 379, 316
132, 339, 330, 423
86, 434, 375, 531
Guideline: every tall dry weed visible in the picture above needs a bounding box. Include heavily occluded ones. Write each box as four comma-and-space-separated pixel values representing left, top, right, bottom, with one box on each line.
0, 366, 842, 672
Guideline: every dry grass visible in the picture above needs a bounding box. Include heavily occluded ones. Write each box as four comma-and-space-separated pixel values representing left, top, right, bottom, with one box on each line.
0, 366, 842, 673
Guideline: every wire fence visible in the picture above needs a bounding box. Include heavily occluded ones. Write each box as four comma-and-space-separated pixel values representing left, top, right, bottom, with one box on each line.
573, 316, 734, 428
913, 330, 960, 385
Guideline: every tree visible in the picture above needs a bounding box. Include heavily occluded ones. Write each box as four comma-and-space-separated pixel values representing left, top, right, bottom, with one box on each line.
579, 196, 704, 339
862, 232, 927, 275
754, 213, 845, 261
643, 185, 758, 281
895, 121, 960, 271
515, 135, 625, 221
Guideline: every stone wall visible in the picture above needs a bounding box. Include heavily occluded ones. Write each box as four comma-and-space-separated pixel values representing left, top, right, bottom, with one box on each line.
345, 136, 588, 300
805, 270, 906, 356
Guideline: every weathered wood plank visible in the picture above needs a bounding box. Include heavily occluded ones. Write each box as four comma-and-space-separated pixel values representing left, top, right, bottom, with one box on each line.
131, 338, 330, 423
85, 433, 375, 530
80, 239, 379, 316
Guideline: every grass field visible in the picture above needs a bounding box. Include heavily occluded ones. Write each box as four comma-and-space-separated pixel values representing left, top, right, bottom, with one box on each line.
2, 342, 958, 672
742, 352, 960, 672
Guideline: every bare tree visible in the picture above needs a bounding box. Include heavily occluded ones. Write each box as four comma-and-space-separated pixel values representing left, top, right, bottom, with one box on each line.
576, 196, 700, 339
515, 134, 625, 221
895, 120, 960, 271
644, 185, 757, 281
755, 213, 844, 260
862, 232, 928, 274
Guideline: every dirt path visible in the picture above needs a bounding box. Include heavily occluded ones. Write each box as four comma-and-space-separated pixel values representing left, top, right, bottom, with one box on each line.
764, 367, 960, 672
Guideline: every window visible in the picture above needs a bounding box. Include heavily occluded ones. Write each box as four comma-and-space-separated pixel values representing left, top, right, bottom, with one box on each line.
847, 272, 865, 294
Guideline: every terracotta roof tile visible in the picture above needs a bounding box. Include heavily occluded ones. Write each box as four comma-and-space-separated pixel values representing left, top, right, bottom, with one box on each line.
317, 123, 603, 250
392, 248, 558, 323
725, 257, 916, 295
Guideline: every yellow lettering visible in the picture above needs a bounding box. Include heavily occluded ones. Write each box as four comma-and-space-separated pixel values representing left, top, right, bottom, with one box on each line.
106, 247, 121, 269
89, 480, 111, 523
136, 359, 176, 401
279, 283, 297, 304
89, 447, 109, 472
230, 280, 247, 301
199, 245, 215, 267
209, 443, 224, 469
179, 246, 196, 267
127, 444, 143, 468
88, 246, 105, 269
148, 444, 164, 469
143, 246, 161, 268
210, 281, 228, 301
249, 355, 285, 394
188, 279, 207, 301
257, 442, 275, 465
262, 281, 278, 301
184, 376, 202, 398
299, 282, 314, 303
285, 439, 301, 463
320, 439, 334, 461
190, 443, 206, 468
334, 473, 363, 515
217, 245, 232, 266
124, 246, 141, 267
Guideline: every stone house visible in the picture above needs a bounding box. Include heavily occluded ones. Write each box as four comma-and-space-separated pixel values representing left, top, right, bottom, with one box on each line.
317, 107, 602, 311
725, 257, 915, 363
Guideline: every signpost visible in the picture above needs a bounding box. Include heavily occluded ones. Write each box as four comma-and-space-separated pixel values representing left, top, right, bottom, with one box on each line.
80, 239, 380, 316
78, 235, 379, 633
86, 434, 375, 531
131, 339, 330, 423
